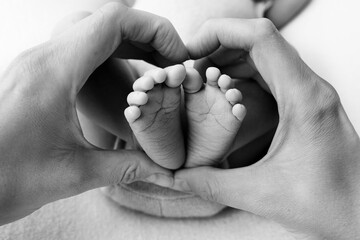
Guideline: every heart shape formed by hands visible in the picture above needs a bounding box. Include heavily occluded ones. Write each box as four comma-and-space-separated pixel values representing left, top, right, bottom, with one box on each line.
53, 2, 278, 218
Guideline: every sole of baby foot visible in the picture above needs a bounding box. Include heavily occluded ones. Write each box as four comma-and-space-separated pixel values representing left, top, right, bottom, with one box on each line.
124, 65, 186, 170
183, 67, 246, 168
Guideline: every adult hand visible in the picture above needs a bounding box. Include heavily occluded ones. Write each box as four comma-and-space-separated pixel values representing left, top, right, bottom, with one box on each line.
0, 2, 188, 225
172, 19, 360, 239
51, 8, 187, 145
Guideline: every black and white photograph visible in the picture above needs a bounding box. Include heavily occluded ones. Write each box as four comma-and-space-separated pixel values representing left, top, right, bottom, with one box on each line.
0, 0, 359, 239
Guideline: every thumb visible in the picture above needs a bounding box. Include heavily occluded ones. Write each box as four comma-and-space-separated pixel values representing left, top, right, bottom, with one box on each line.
173, 166, 273, 214
76, 148, 174, 192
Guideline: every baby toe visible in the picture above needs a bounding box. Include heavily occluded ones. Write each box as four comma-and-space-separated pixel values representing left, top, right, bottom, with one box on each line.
183, 67, 204, 94
124, 106, 142, 123
165, 64, 186, 88
127, 91, 149, 106
225, 89, 243, 105
205, 67, 221, 87
133, 76, 155, 92
144, 68, 167, 84
232, 104, 247, 121
218, 74, 234, 93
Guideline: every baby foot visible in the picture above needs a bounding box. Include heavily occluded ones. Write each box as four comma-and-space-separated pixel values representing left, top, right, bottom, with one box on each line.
124, 65, 186, 170
183, 67, 246, 168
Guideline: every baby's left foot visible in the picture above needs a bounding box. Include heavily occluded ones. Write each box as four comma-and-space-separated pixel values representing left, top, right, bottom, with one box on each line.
183, 67, 246, 167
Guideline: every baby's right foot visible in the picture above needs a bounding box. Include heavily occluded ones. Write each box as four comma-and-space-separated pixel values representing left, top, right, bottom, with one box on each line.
124, 65, 186, 170
183, 67, 246, 168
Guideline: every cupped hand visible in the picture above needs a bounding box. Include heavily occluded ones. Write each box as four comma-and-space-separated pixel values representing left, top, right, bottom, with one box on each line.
171, 19, 360, 239
0, 2, 188, 225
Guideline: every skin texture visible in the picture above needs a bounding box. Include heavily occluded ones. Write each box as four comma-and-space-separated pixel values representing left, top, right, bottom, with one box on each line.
183, 67, 246, 167
128, 0, 279, 167
265, 0, 312, 28
65, 0, 310, 166
129, 0, 309, 167
124, 65, 245, 169
75, 0, 310, 154
156, 19, 360, 239
0, 3, 191, 226
125, 65, 187, 169
1, 2, 358, 240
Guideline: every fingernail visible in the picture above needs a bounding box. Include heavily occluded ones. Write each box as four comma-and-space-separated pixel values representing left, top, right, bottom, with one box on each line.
145, 174, 174, 188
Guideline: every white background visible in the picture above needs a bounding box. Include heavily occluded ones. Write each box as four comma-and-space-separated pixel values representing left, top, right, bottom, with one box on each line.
0, 0, 359, 132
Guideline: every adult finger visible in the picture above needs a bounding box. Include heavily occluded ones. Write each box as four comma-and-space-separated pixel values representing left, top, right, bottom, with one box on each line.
75, 149, 174, 193
187, 18, 321, 104
51, 12, 135, 140
113, 41, 184, 68
110, 7, 189, 66
207, 46, 247, 68
194, 57, 257, 80
44, 2, 188, 93
172, 166, 275, 215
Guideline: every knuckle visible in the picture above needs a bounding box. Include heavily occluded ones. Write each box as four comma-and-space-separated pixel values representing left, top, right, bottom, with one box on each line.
319, 80, 340, 106
310, 79, 340, 114
254, 18, 277, 39
10, 44, 56, 83
103, 1, 128, 14
298, 78, 342, 134
200, 19, 219, 35
1, 48, 43, 99
202, 19, 216, 29
116, 162, 140, 184
201, 176, 221, 202
154, 16, 172, 29
151, 16, 176, 54
52, 11, 92, 37
313, 81, 341, 118
3, 43, 63, 104
9, 48, 40, 78
96, 1, 128, 39
152, 16, 173, 40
